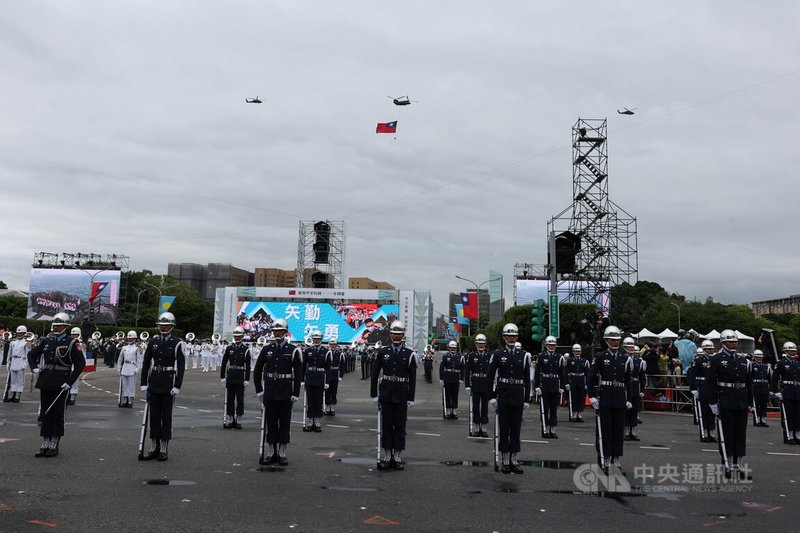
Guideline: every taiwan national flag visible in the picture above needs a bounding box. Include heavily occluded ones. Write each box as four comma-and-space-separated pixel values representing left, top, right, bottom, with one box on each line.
376, 121, 397, 134
89, 281, 109, 304
461, 292, 479, 319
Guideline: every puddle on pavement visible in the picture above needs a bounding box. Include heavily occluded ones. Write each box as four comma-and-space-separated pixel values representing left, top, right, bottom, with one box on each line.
321, 486, 379, 492
518, 460, 583, 470
144, 479, 197, 486
441, 461, 490, 467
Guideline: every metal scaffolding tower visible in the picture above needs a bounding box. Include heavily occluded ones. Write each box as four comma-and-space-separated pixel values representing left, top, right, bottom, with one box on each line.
547, 118, 638, 306
295, 220, 345, 289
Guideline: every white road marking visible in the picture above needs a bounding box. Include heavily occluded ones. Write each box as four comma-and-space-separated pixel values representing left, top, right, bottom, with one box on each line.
521, 440, 549, 444
326, 424, 350, 429
767, 452, 800, 456
640, 446, 670, 450
415, 432, 441, 437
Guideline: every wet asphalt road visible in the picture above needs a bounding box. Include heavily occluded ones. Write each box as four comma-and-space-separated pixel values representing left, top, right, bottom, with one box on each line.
1, 365, 799, 532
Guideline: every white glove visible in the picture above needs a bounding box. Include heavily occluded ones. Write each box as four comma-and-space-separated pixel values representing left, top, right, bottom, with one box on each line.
489, 398, 498, 411
140, 385, 148, 392
639, 392, 644, 398
535, 387, 542, 396
407, 401, 414, 408
589, 397, 599, 410
558, 388, 564, 395
371, 396, 379, 405
324, 383, 329, 390
243, 381, 249, 387
626, 401, 632, 409
710, 404, 719, 416
33, 368, 40, 374
439, 380, 444, 386
256, 391, 264, 398
465, 387, 471, 394
170, 387, 180, 396
220, 378, 226, 386
60, 382, 71, 390
459, 380, 464, 384
691, 390, 699, 399
523, 402, 530, 409
338, 377, 342, 382
565, 384, 570, 391
774, 392, 783, 401
290, 395, 299, 402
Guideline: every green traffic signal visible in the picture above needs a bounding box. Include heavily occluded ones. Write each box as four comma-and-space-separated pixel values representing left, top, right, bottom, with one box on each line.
531, 298, 547, 342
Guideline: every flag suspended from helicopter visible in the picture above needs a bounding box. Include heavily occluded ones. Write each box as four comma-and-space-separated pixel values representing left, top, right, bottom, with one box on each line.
376, 121, 397, 134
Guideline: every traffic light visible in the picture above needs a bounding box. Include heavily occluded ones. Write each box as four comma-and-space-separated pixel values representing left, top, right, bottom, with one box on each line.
531, 299, 547, 342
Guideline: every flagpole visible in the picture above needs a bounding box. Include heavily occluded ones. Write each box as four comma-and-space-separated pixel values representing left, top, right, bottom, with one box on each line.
454, 275, 502, 332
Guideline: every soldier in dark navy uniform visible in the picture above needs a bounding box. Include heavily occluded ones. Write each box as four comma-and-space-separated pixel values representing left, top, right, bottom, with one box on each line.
465, 333, 492, 437
687, 340, 717, 442
370, 321, 417, 471
27, 312, 85, 458
623, 337, 646, 441
561, 343, 589, 422
488, 323, 531, 474
421, 345, 434, 383
302, 330, 329, 432
534, 335, 563, 438
254, 318, 303, 466
750, 349, 771, 428
140, 312, 186, 461
220, 326, 251, 429
440, 340, 465, 419
587, 325, 632, 473
707, 329, 752, 479
324, 338, 345, 416
771, 341, 800, 444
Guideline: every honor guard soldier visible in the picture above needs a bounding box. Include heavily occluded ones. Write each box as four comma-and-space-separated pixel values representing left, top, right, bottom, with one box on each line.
371, 321, 417, 471
534, 335, 563, 438
489, 324, 531, 474
4, 326, 31, 403
562, 344, 589, 422
587, 325, 633, 473
440, 340, 465, 419
360, 343, 369, 380
422, 345, 434, 383
465, 334, 492, 437
117, 331, 142, 408
67, 327, 84, 405
324, 338, 344, 416
27, 312, 85, 457
771, 341, 800, 444
220, 326, 251, 429
687, 340, 717, 442
302, 330, 329, 432
140, 312, 186, 461
707, 329, 752, 479
623, 338, 646, 441
750, 349, 771, 427
254, 319, 302, 466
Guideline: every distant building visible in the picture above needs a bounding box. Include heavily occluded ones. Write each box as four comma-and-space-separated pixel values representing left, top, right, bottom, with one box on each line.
168, 263, 254, 301
348, 277, 395, 290
255, 268, 298, 288
752, 295, 800, 318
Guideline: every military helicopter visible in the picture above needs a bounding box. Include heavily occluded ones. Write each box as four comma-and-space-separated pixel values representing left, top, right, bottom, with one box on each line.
617, 107, 636, 115
245, 96, 262, 104
387, 95, 417, 106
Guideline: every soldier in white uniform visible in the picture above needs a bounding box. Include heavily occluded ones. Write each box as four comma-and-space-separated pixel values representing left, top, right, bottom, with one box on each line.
201, 340, 213, 372
67, 327, 85, 405
116, 331, 141, 407
5, 326, 31, 403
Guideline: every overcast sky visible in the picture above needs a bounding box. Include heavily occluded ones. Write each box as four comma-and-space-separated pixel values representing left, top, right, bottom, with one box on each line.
1, 1, 798, 319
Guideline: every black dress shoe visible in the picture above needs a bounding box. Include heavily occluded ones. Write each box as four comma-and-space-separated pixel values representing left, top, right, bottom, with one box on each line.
35, 447, 48, 458
761, 423, 769, 428
302, 426, 312, 432
511, 463, 524, 474
500, 464, 511, 474
313, 425, 322, 433
393, 460, 405, 471
141, 448, 159, 461
377, 460, 390, 471
2, 398, 10, 403
724, 468, 732, 479
451, 414, 458, 420
479, 430, 489, 438
233, 422, 242, 429
278, 456, 288, 466
44, 447, 58, 458
549, 431, 558, 439
630, 435, 640, 441
157, 451, 168, 461
624, 434, 632, 441
223, 423, 233, 429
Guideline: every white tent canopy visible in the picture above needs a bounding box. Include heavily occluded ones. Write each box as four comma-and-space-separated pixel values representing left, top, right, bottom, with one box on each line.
700, 329, 720, 340
633, 328, 660, 342
657, 328, 678, 340
736, 330, 756, 354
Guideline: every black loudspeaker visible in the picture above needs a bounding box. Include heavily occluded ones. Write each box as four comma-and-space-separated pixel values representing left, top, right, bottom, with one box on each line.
553, 231, 581, 274
313, 221, 330, 264
312, 272, 330, 288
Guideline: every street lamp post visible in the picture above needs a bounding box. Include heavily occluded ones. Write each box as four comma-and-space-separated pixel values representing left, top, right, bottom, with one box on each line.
135, 289, 147, 328
454, 275, 502, 334
76, 265, 115, 324
670, 302, 684, 331
142, 278, 182, 317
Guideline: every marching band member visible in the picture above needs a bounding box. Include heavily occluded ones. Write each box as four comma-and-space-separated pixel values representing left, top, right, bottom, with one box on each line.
4, 326, 31, 403
27, 313, 85, 458
200, 338, 213, 372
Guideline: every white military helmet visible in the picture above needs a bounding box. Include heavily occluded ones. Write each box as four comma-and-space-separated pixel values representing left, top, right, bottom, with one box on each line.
448, 340, 458, 349
52, 312, 71, 326
272, 318, 288, 331
696, 347, 704, 355
753, 349, 764, 358
70, 327, 81, 336
622, 337, 636, 348
784, 341, 798, 353
16, 325, 27, 334
329, 338, 338, 345
311, 329, 323, 339
233, 326, 245, 336
389, 321, 406, 335
572, 343, 582, 353
720, 329, 737, 343
544, 335, 557, 345
157, 312, 176, 326
475, 334, 487, 343
701, 340, 715, 350
502, 323, 519, 336
127, 330, 138, 339
603, 325, 621, 339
